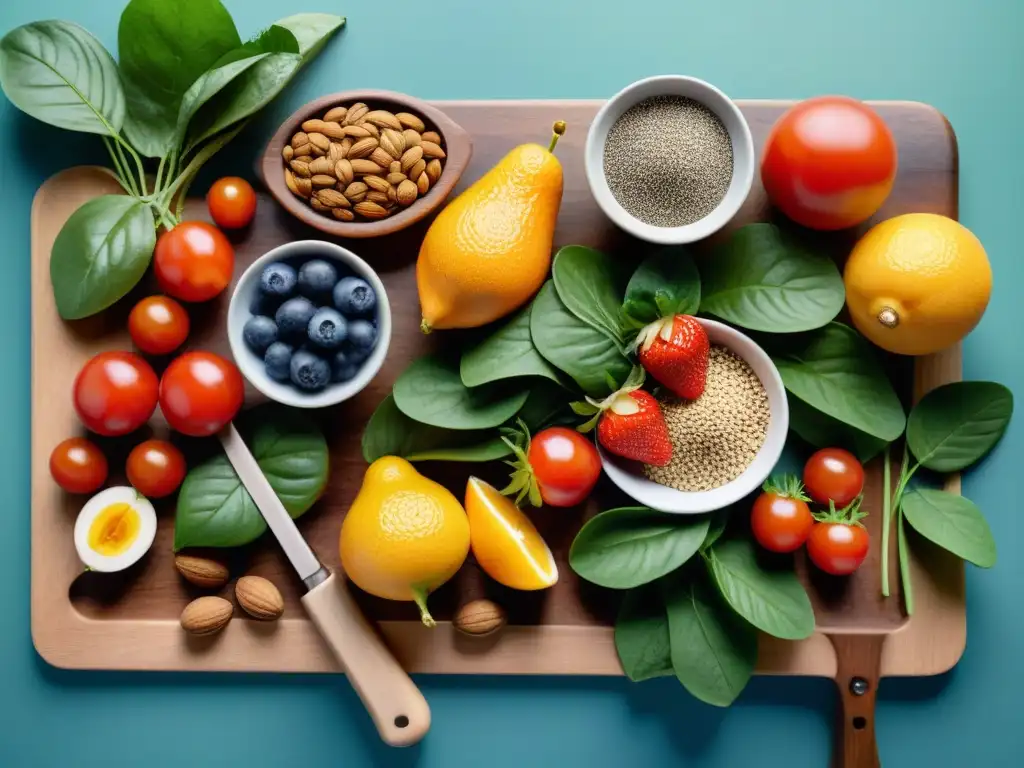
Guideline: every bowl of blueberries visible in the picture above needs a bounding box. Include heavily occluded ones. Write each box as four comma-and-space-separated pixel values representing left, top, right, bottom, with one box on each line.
227, 240, 391, 408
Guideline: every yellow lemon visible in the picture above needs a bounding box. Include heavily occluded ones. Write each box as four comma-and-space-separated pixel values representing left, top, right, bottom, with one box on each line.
464, 477, 557, 591
844, 213, 992, 355
339, 456, 470, 626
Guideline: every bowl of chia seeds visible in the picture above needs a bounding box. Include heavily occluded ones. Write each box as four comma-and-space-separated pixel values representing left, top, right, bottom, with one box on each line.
585, 75, 755, 244
598, 318, 788, 515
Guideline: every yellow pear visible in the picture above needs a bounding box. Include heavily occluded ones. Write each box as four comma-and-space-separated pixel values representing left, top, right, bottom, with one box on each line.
417, 122, 566, 332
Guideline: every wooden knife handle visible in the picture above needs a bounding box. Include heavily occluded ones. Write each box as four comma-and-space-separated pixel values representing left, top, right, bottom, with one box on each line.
302, 573, 431, 747
828, 634, 884, 768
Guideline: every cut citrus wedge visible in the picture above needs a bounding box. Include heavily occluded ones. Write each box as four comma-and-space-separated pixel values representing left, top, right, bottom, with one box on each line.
465, 477, 558, 590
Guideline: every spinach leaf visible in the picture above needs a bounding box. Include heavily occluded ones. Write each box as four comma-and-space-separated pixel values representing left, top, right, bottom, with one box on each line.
788, 395, 888, 463
901, 488, 997, 568
50, 196, 156, 320
699, 224, 845, 333
117, 0, 241, 157
707, 537, 815, 640
531, 281, 631, 397
514, 379, 574, 431
393, 354, 529, 430
569, 507, 709, 589
461, 304, 563, 388
700, 510, 729, 552
623, 246, 701, 324
615, 584, 673, 682
273, 13, 346, 63
174, 408, 329, 550
552, 245, 631, 344
0, 21, 125, 135
175, 54, 273, 141
906, 382, 1013, 472
662, 574, 758, 707
212, 25, 300, 67
772, 322, 905, 442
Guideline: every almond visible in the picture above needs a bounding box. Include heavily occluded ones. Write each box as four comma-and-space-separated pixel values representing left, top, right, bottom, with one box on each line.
400, 146, 424, 173
363, 109, 402, 130
408, 158, 426, 184
426, 158, 443, 184
328, 142, 346, 165
174, 554, 229, 589
316, 188, 350, 208
420, 140, 446, 159
390, 160, 402, 173
362, 122, 380, 139
340, 137, 354, 156
344, 181, 369, 202
387, 185, 398, 204
324, 106, 348, 123
350, 159, 385, 176
311, 174, 336, 188
364, 175, 391, 194
354, 200, 390, 219
282, 144, 294, 162
302, 118, 327, 134
291, 131, 309, 147
284, 168, 299, 196
387, 171, 407, 186
181, 596, 232, 635
309, 143, 327, 157
309, 156, 334, 176
321, 121, 346, 141
345, 102, 369, 124
291, 143, 313, 158
421, 130, 442, 145
417, 170, 431, 195
289, 159, 311, 178
343, 124, 372, 139
332, 207, 355, 221
403, 129, 421, 148
453, 599, 506, 636
335, 159, 354, 186
347, 137, 378, 159
308, 132, 331, 153
369, 147, 394, 169
396, 112, 426, 132
294, 176, 313, 197
396, 179, 418, 206
310, 197, 329, 212
366, 190, 390, 205
235, 576, 284, 621
380, 128, 406, 159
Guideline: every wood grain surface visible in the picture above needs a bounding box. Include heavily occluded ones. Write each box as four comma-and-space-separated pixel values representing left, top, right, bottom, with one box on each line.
31, 100, 964, 679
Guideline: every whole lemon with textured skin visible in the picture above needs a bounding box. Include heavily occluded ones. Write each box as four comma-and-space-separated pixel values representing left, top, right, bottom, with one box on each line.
417, 123, 565, 332
339, 456, 469, 626
844, 213, 991, 356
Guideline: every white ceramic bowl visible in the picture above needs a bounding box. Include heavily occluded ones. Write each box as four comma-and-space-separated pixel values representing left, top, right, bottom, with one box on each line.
585, 75, 755, 245
227, 240, 392, 409
599, 318, 788, 514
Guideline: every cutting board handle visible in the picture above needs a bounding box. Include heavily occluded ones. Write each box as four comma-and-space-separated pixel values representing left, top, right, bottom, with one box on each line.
828, 634, 884, 768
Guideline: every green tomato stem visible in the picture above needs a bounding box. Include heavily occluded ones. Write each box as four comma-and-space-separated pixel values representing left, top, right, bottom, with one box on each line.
881, 444, 892, 597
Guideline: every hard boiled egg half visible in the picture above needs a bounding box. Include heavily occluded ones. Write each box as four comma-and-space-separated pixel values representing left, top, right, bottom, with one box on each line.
74, 486, 157, 572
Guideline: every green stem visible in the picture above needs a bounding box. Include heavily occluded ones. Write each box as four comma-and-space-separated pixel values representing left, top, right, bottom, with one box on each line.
102, 137, 137, 196
154, 155, 167, 195
159, 122, 248, 216
548, 120, 566, 153
117, 137, 148, 197
881, 444, 892, 597
898, 503, 914, 615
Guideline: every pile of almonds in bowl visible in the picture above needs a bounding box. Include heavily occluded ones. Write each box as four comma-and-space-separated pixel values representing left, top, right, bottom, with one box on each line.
283, 101, 447, 222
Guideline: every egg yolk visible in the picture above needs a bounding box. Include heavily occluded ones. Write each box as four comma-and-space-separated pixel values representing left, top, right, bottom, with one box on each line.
87, 503, 141, 556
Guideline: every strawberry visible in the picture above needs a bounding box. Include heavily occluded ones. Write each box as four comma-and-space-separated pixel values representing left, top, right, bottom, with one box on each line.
635, 314, 709, 399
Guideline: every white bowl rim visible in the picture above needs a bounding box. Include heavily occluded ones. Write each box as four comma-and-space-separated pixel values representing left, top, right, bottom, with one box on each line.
226, 240, 392, 409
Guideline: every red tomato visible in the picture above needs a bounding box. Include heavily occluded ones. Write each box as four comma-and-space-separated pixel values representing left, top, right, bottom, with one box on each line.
526, 427, 601, 507
153, 221, 234, 303
803, 448, 865, 507
126, 439, 187, 498
807, 521, 869, 575
159, 351, 244, 437
49, 437, 108, 494
128, 295, 190, 355
751, 476, 813, 553
73, 351, 159, 436
761, 96, 897, 230
207, 177, 257, 229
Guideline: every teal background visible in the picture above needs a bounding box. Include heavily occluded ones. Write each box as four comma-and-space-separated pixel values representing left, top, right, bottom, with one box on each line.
1, 1, 1020, 765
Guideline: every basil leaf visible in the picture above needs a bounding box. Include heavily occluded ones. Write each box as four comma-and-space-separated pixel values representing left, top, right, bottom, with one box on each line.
50, 196, 156, 320
772, 322, 905, 441
272, 13, 346, 63
707, 538, 815, 640
175, 54, 273, 141
174, 408, 329, 550
906, 382, 1013, 472
699, 224, 845, 333
393, 355, 528, 431
118, 0, 241, 157
788, 395, 888, 463
623, 246, 701, 324
569, 507, 709, 589
552, 245, 631, 344
615, 585, 673, 682
662, 574, 757, 707
531, 281, 631, 398
0, 21, 125, 135
901, 488, 997, 568
461, 304, 563, 387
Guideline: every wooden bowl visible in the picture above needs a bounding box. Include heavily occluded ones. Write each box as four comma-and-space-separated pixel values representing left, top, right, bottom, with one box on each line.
259, 90, 473, 238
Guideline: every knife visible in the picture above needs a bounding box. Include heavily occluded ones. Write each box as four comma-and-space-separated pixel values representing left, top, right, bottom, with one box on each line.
218, 423, 431, 747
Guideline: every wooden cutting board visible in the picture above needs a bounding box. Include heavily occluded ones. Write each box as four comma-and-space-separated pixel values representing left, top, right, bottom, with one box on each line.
31, 102, 964, 713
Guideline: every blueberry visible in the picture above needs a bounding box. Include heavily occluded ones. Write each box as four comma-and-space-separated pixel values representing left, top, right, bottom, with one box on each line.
250, 292, 280, 317
260, 262, 297, 299
306, 307, 348, 350
264, 342, 294, 382
243, 315, 278, 354
347, 319, 378, 352
333, 277, 377, 317
275, 297, 317, 342
331, 349, 361, 382
289, 350, 331, 391
297, 259, 338, 299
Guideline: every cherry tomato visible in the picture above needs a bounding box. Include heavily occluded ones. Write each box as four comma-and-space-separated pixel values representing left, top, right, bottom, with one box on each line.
159, 351, 244, 437
207, 177, 257, 229
807, 521, 869, 575
803, 447, 865, 507
128, 295, 190, 355
73, 351, 159, 436
153, 221, 234, 303
49, 437, 108, 494
526, 427, 601, 507
761, 96, 897, 230
126, 439, 187, 498
751, 475, 813, 553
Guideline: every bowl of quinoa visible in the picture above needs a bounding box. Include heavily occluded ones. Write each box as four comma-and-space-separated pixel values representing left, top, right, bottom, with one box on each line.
599, 318, 788, 515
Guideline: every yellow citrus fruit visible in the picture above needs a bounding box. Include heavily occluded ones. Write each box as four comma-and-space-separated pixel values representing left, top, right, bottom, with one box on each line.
844, 213, 992, 355
339, 456, 470, 626
464, 477, 557, 591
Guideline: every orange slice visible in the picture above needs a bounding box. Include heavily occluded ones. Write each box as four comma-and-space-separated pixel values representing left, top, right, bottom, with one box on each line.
465, 477, 558, 590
